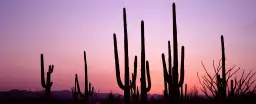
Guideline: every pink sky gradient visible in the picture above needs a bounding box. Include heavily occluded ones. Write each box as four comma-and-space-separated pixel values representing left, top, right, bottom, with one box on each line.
0, 0, 256, 95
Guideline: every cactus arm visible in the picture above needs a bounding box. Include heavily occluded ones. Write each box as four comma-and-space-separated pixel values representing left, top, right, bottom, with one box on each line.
168, 41, 172, 81
145, 61, 151, 92
179, 46, 185, 87
49, 65, 54, 73
162, 54, 169, 82
113, 34, 125, 90
41, 54, 46, 88
129, 56, 137, 88
46, 65, 54, 88
76, 75, 85, 97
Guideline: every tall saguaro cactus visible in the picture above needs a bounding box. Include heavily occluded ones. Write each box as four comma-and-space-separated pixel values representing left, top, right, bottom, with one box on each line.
76, 51, 95, 102
221, 35, 227, 98
113, 8, 138, 104
161, 3, 185, 102
40, 54, 54, 98
140, 21, 151, 104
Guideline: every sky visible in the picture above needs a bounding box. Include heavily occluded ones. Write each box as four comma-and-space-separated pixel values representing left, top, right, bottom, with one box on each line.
0, 0, 255, 95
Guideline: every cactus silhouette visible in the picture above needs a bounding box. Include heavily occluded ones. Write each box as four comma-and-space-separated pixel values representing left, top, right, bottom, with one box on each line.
228, 80, 235, 97
76, 51, 95, 103
221, 35, 227, 98
161, 3, 185, 102
71, 74, 79, 102
40, 54, 54, 98
216, 36, 227, 100
113, 8, 138, 104
140, 21, 151, 104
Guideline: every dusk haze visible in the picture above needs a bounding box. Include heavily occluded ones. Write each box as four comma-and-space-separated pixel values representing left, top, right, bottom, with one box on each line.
0, 0, 255, 99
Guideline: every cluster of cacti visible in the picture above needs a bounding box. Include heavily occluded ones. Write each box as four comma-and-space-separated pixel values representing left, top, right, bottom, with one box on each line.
113, 8, 138, 104
36, 2, 256, 104
140, 20, 151, 104
71, 51, 95, 103
40, 54, 54, 98
161, 3, 185, 102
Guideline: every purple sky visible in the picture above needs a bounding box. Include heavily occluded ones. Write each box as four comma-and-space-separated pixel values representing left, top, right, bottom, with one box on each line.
0, 0, 255, 94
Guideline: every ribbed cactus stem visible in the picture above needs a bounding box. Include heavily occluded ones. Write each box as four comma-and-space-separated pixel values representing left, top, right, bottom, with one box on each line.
113, 8, 137, 104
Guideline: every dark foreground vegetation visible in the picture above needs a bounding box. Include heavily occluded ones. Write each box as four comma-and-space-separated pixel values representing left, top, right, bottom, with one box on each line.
1, 2, 256, 104
0, 90, 256, 104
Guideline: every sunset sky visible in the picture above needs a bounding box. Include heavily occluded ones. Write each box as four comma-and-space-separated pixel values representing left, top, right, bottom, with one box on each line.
0, 0, 255, 95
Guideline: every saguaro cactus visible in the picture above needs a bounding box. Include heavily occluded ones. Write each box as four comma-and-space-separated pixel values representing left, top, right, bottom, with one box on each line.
71, 74, 79, 102
40, 54, 54, 97
161, 3, 185, 102
76, 51, 95, 102
113, 8, 138, 104
221, 35, 227, 98
140, 21, 151, 104
215, 36, 227, 100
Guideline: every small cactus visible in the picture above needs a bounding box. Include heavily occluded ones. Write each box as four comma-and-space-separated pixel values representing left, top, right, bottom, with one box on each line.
76, 51, 95, 103
71, 74, 79, 102
40, 54, 54, 97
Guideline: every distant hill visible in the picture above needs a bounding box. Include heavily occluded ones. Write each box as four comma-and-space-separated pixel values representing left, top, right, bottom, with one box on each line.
0, 89, 164, 100
0, 89, 124, 100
